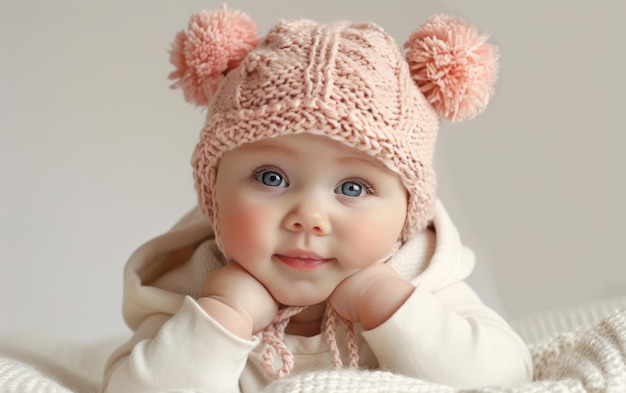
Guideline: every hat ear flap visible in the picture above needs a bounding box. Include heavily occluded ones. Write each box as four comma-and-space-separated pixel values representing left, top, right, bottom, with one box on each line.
168, 5, 259, 107
404, 14, 499, 122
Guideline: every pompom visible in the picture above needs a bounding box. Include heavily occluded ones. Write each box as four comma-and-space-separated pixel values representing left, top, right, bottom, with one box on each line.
168, 5, 259, 106
404, 14, 499, 122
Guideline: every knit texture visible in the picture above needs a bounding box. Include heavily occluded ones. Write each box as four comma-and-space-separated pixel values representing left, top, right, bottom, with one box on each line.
2, 302, 625, 392
168, 7, 499, 241
512, 295, 626, 345
190, 18, 440, 241
261, 306, 307, 379
265, 308, 626, 393
0, 357, 72, 393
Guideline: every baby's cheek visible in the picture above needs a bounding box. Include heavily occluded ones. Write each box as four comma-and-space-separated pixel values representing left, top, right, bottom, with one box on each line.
347, 213, 403, 266
346, 225, 384, 265
219, 202, 273, 260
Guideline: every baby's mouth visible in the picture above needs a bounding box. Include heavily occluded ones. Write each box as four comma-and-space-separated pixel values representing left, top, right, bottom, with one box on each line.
274, 254, 333, 271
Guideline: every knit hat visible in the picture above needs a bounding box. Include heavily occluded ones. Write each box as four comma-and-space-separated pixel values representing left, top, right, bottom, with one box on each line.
169, 5, 498, 241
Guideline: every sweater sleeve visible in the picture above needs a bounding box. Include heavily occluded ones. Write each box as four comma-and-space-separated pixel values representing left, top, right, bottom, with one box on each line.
361, 282, 533, 389
101, 296, 258, 393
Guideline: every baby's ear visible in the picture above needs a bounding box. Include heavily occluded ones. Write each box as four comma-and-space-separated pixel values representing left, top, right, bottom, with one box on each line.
168, 4, 259, 107
404, 14, 499, 122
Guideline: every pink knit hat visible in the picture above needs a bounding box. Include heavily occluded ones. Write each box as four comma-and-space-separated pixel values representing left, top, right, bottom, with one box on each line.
169, 5, 499, 241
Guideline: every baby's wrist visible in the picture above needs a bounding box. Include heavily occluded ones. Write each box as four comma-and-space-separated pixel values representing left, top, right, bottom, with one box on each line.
359, 277, 414, 331
197, 296, 254, 339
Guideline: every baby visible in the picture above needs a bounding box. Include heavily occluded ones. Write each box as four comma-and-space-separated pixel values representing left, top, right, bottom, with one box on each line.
102, 5, 532, 392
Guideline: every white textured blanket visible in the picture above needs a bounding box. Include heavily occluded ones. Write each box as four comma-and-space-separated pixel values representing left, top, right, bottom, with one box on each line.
1, 296, 625, 393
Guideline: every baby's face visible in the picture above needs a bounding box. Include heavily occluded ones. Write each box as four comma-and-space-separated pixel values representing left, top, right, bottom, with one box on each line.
215, 133, 407, 306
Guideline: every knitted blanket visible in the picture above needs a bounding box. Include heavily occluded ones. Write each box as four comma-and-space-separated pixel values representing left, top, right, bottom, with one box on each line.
1, 297, 625, 393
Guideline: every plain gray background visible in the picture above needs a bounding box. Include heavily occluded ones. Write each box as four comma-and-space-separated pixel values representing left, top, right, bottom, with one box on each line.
1, 0, 625, 343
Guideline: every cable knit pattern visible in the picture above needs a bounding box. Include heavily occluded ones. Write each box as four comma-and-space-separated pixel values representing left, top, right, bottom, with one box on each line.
175, 9, 500, 242
512, 296, 626, 345
0, 357, 72, 393
163, 6, 499, 218
190, 19, 442, 242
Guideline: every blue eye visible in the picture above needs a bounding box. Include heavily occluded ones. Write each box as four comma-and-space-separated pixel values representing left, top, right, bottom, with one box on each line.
335, 181, 367, 197
255, 170, 287, 187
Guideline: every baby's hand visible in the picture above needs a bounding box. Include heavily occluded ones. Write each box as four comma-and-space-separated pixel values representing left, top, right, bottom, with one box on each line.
198, 262, 279, 339
328, 263, 415, 330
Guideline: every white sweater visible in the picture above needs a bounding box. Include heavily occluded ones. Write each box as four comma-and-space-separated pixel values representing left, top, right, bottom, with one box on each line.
101, 200, 532, 392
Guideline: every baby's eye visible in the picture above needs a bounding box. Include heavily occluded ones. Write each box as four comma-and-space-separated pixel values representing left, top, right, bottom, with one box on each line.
334, 181, 368, 197
255, 170, 288, 187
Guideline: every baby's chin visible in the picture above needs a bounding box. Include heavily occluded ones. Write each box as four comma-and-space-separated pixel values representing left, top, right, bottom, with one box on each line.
271, 287, 335, 308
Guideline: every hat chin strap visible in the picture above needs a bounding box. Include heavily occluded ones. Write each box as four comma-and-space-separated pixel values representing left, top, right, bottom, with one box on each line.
260, 302, 359, 379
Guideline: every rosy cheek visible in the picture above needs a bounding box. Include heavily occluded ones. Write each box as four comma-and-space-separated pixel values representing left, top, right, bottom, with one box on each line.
343, 210, 404, 267
219, 199, 274, 261
352, 225, 388, 261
